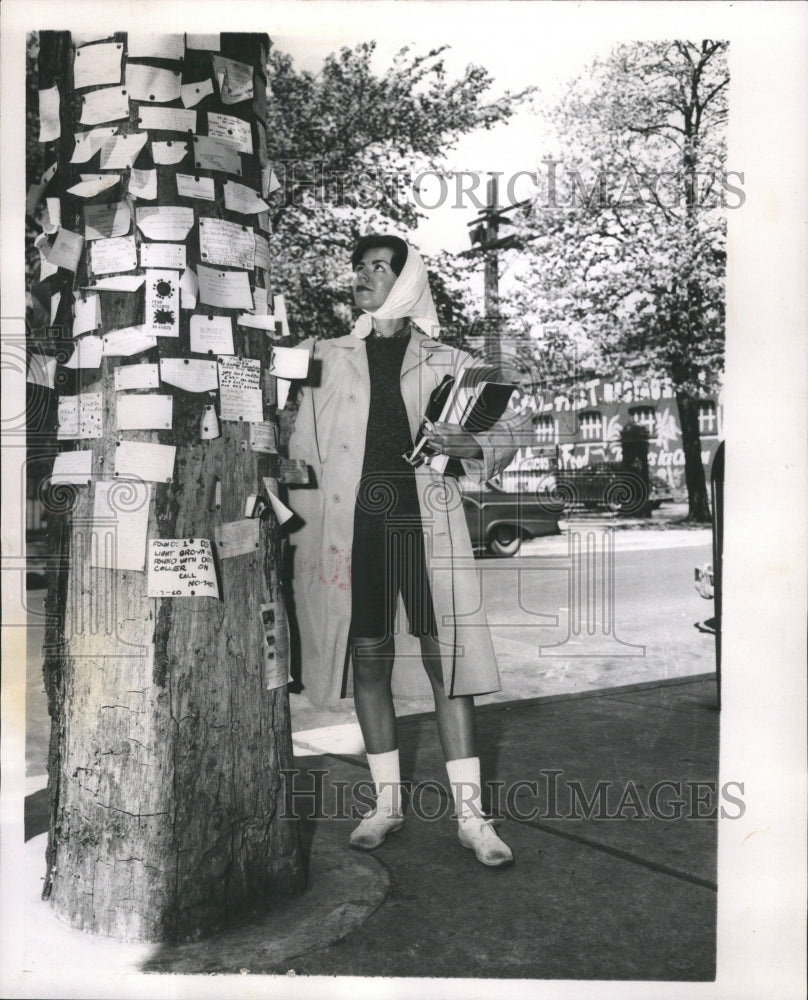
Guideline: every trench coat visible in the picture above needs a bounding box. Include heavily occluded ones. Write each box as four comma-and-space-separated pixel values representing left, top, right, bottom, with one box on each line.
286, 328, 525, 708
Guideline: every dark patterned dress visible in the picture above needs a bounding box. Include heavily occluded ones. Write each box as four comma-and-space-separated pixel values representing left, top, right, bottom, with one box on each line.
351, 327, 437, 640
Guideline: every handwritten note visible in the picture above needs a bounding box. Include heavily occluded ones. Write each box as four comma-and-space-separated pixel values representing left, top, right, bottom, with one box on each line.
269, 346, 309, 379
218, 356, 263, 422
254, 233, 270, 272
46, 229, 84, 271
211, 55, 254, 105
67, 174, 120, 199
129, 167, 157, 200
199, 217, 255, 269
159, 357, 218, 392
176, 173, 214, 201
103, 324, 158, 357
197, 264, 253, 310
250, 285, 268, 316
223, 180, 268, 215
138, 107, 197, 134
214, 518, 260, 559
260, 600, 292, 689
84, 201, 131, 240
57, 392, 103, 439
147, 537, 219, 598
52, 450, 93, 485
73, 41, 123, 89
136, 205, 194, 241
63, 335, 103, 369
181, 79, 215, 108
193, 136, 241, 175
115, 440, 176, 482
249, 421, 277, 453
90, 234, 137, 275
38, 86, 61, 142
116, 393, 173, 430
180, 267, 198, 309
152, 140, 188, 165
127, 34, 185, 61
207, 112, 253, 153
71, 127, 116, 163
72, 294, 101, 336
80, 87, 130, 126
145, 270, 180, 338
125, 63, 182, 103
115, 363, 159, 390
190, 314, 233, 355
90, 481, 151, 572
140, 243, 186, 269
98, 132, 148, 169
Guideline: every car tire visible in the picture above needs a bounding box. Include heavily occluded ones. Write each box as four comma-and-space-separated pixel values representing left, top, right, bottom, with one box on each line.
487, 525, 522, 557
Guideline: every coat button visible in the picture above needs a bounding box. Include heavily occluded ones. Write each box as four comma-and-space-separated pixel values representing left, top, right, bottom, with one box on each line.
332, 493, 341, 503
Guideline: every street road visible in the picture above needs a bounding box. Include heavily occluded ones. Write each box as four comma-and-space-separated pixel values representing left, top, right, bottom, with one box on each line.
24, 530, 715, 778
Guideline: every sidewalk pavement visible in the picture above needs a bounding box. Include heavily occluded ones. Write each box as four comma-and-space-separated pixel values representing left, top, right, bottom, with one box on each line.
24, 672, 719, 982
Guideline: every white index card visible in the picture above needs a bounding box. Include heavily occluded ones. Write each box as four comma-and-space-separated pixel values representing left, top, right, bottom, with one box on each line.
116, 393, 173, 430
90, 480, 151, 572
115, 440, 176, 482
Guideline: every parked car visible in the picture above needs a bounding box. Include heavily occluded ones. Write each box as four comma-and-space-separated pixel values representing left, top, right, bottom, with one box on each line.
461, 483, 563, 556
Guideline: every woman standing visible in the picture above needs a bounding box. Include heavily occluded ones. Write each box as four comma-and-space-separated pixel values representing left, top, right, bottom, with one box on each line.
288, 236, 525, 867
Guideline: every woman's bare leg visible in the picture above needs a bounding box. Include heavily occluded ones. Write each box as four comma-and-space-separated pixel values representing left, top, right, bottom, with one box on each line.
418, 633, 476, 760
352, 635, 398, 754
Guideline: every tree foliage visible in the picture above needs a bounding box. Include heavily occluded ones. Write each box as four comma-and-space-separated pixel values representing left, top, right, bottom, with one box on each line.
265, 42, 530, 340
510, 40, 729, 518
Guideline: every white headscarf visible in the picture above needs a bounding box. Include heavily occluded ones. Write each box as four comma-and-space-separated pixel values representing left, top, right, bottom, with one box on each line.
351, 241, 440, 339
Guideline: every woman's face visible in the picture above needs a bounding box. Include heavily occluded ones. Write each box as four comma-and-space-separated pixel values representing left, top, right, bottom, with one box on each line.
352, 247, 398, 311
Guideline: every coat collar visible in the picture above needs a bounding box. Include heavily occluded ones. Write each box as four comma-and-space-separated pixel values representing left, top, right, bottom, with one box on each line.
331, 328, 439, 380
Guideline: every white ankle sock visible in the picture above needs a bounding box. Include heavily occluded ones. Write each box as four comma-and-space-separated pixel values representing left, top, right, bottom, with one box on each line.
367, 749, 402, 815
446, 756, 484, 820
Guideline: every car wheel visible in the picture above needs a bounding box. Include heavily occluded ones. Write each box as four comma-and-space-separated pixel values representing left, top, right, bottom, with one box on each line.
487, 525, 522, 557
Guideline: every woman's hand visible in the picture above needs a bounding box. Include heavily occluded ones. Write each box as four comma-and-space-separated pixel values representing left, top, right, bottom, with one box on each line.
422, 420, 483, 459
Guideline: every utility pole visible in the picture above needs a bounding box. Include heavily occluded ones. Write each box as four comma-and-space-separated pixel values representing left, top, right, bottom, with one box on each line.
466, 174, 523, 359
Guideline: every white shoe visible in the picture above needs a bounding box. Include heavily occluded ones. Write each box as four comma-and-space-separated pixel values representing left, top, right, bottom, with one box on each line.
457, 817, 514, 867
349, 809, 405, 851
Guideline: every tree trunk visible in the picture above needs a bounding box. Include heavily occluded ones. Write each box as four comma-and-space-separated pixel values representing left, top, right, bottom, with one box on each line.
35, 30, 304, 942
675, 388, 711, 521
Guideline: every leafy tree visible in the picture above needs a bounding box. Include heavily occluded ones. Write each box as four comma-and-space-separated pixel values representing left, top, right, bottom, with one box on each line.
264, 42, 530, 341
510, 40, 729, 520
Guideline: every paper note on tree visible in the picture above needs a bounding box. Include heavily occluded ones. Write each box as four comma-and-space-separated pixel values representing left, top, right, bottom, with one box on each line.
79, 86, 129, 126
159, 357, 219, 392
145, 270, 180, 337
147, 538, 219, 599
190, 315, 234, 355
199, 217, 255, 269
116, 393, 173, 430
57, 392, 103, 439
197, 264, 253, 310
73, 41, 123, 89
90, 481, 151, 572
214, 518, 260, 559
90, 235, 138, 275
52, 450, 93, 485
115, 441, 176, 482
218, 355, 263, 422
